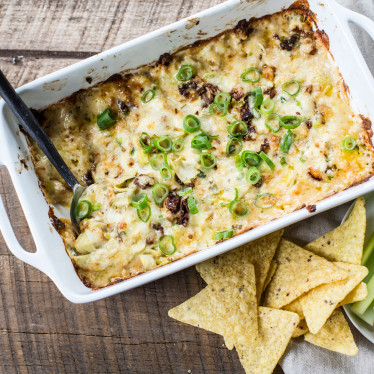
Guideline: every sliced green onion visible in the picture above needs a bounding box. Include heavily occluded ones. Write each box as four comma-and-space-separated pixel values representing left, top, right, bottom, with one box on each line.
226, 137, 243, 156
159, 235, 177, 255
250, 87, 264, 108
200, 152, 217, 169
141, 89, 156, 103
176, 65, 194, 81
177, 187, 193, 196
229, 200, 250, 218
214, 229, 234, 241
75, 200, 92, 219
241, 67, 261, 83
280, 156, 287, 166
342, 135, 356, 152
235, 153, 244, 171
228, 121, 248, 137
150, 153, 167, 170
187, 196, 199, 214
260, 99, 275, 115
191, 134, 212, 150
241, 150, 261, 167
153, 136, 172, 152
280, 116, 301, 130
152, 184, 169, 204
137, 204, 151, 223
254, 193, 276, 209
214, 92, 231, 105
201, 130, 219, 139
259, 151, 275, 170
246, 167, 261, 185
280, 129, 294, 154
92, 203, 102, 212
172, 138, 185, 152
130, 147, 135, 156
160, 164, 173, 180
209, 102, 228, 117
183, 114, 201, 133
251, 107, 261, 119
131, 193, 149, 210
265, 113, 281, 133
97, 108, 117, 130
140, 132, 153, 153
282, 80, 301, 96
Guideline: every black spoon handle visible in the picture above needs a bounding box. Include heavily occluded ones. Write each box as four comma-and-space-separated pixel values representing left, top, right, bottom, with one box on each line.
0, 69, 79, 190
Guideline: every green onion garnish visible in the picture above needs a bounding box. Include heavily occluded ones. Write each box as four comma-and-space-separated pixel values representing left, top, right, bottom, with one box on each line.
254, 193, 276, 209
160, 164, 172, 180
282, 80, 301, 96
191, 134, 212, 150
246, 167, 261, 185
241, 67, 261, 83
259, 151, 275, 170
131, 193, 149, 210
183, 114, 201, 133
141, 89, 156, 103
153, 136, 172, 152
265, 113, 281, 133
152, 184, 169, 204
159, 235, 177, 255
172, 138, 185, 152
75, 200, 92, 219
92, 203, 102, 212
229, 200, 250, 218
280, 129, 294, 154
187, 196, 199, 214
209, 102, 228, 117
215, 92, 231, 105
260, 99, 275, 115
137, 204, 151, 223
251, 107, 261, 119
342, 135, 356, 152
214, 229, 234, 241
200, 152, 217, 169
150, 153, 168, 170
177, 187, 193, 197
235, 153, 244, 171
228, 121, 248, 137
280, 116, 301, 129
280, 156, 287, 167
250, 87, 264, 108
241, 150, 261, 168
176, 65, 194, 81
140, 132, 153, 153
97, 108, 117, 130
226, 137, 243, 157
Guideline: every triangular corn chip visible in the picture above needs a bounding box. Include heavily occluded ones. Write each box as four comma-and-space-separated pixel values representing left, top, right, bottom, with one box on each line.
304, 197, 365, 265
262, 260, 277, 294
292, 319, 309, 338
304, 308, 358, 356
168, 264, 257, 350
263, 239, 349, 308
283, 298, 304, 319
338, 282, 368, 306
196, 230, 283, 301
235, 307, 299, 374
300, 262, 368, 334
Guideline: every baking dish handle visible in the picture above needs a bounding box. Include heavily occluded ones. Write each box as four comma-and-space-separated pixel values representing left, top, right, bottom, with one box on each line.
0, 163, 46, 273
334, 2, 374, 41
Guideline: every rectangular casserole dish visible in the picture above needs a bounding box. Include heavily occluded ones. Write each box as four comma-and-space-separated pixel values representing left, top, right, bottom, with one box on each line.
1, 0, 374, 303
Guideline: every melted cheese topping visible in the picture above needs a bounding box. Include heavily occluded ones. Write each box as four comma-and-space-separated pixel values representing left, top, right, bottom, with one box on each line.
31, 10, 374, 288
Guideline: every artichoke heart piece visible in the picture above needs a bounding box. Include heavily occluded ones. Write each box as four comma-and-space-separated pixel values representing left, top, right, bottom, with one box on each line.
170, 155, 199, 184
114, 173, 137, 193
74, 229, 106, 254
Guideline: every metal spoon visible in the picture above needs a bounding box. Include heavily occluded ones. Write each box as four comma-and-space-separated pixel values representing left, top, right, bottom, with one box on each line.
0, 70, 85, 234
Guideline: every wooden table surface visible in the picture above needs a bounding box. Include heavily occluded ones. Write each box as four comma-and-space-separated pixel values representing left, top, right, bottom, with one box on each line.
0, 1, 284, 373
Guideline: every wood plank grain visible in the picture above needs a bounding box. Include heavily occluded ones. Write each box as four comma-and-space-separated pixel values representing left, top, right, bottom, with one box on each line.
0, 0, 223, 54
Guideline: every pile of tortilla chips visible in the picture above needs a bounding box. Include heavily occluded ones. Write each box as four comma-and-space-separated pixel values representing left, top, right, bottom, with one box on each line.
168, 197, 368, 373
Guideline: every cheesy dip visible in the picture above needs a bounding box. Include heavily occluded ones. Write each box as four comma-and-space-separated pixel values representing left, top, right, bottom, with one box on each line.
31, 8, 374, 288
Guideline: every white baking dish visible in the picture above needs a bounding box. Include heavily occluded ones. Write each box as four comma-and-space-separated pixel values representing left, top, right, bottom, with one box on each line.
1, 0, 374, 303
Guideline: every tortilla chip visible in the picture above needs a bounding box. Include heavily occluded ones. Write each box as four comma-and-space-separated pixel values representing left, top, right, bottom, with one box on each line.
304, 197, 365, 265
300, 262, 368, 334
304, 308, 358, 356
168, 264, 257, 350
235, 307, 299, 374
283, 298, 304, 319
196, 230, 283, 301
263, 260, 277, 294
338, 282, 368, 306
292, 319, 309, 338
263, 239, 349, 309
